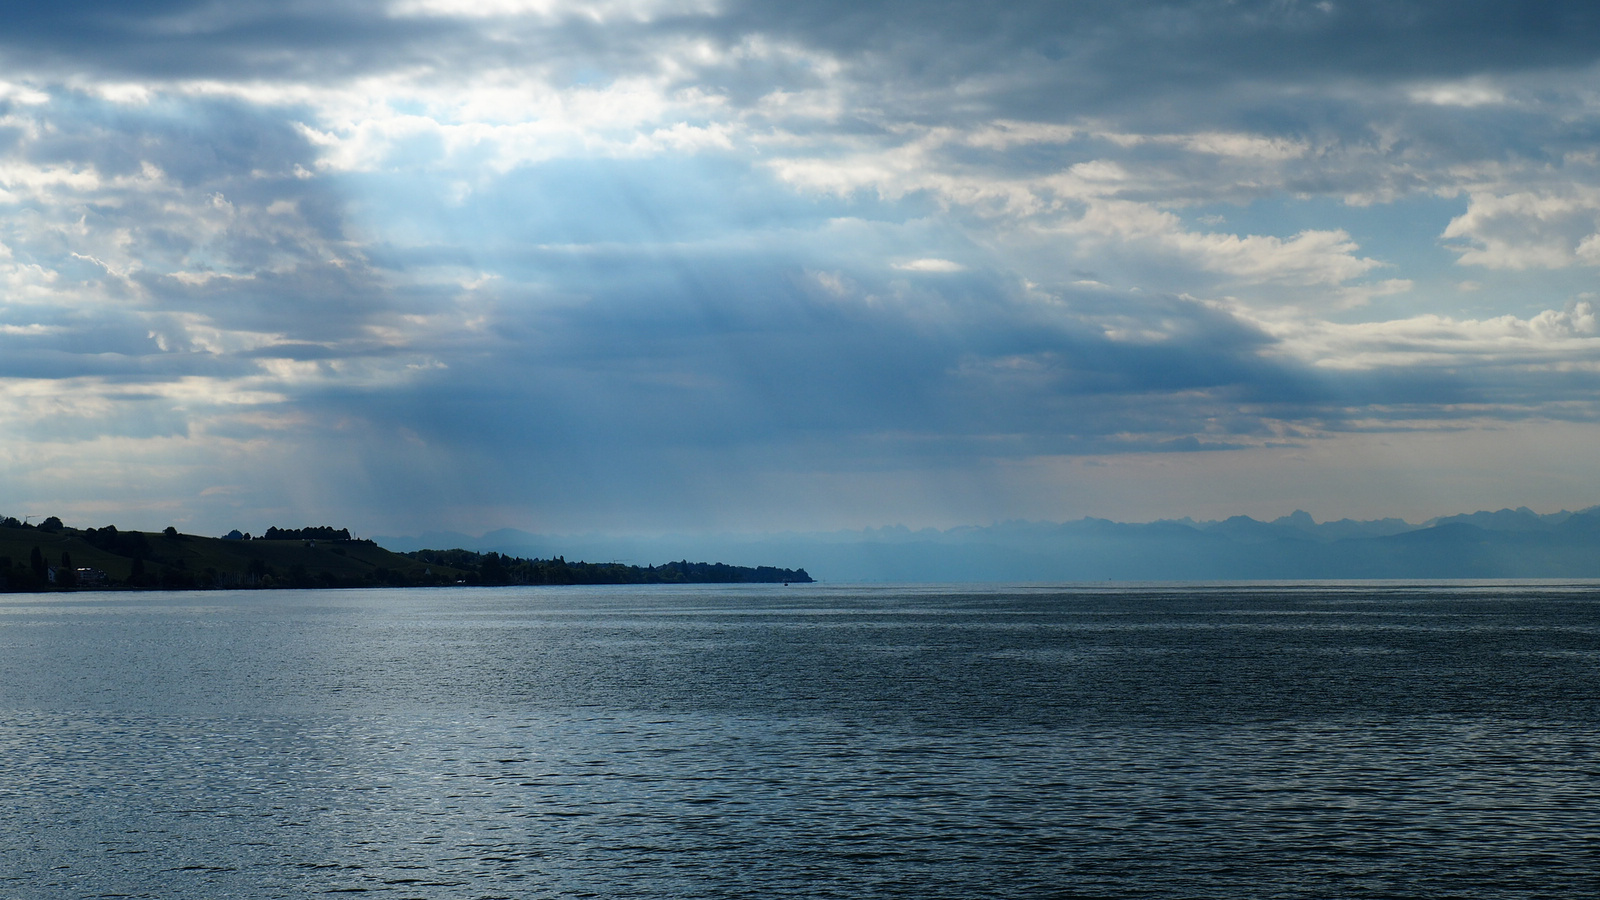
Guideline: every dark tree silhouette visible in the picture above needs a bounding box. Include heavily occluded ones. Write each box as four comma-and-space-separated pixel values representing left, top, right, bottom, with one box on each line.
57, 552, 76, 588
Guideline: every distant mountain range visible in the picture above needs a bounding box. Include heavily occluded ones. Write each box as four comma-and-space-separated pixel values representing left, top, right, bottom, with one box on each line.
377, 507, 1600, 582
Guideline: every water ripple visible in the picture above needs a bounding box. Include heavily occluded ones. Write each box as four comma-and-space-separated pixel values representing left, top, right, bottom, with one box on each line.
1, 583, 1598, 897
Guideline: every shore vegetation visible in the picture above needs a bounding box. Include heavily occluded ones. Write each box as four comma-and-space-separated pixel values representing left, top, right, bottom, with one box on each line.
0, 517, 811, 591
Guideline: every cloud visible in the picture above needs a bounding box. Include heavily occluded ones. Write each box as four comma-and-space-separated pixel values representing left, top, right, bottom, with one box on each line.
893, 258, 965, 272
1443, 186, 1600, 269
1408, 78, 1509, 108
1050, 202, 1388, 301
3, 0, 1600, 533
387, 0, 719, 22
1263, 301, 1600, 389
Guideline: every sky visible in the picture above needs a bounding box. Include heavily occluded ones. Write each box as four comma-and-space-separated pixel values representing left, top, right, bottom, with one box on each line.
4, 0, 1600, 537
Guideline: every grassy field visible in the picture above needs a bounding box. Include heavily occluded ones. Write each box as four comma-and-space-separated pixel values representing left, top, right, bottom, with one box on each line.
0, 527, 134, 579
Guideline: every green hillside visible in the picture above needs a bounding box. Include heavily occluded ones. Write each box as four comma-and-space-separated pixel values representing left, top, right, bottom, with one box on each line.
0, 519, 813, 591
0, 522, 464, 591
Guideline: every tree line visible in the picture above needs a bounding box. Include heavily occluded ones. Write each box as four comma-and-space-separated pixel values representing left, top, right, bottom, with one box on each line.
260, 526, 355, 541
403, 549, 812, 585
0, 515, 815, 591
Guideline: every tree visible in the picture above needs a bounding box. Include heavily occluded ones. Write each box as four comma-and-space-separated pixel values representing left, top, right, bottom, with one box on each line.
84, 525, 118, 551
30, 546, 45, 579
57, 552, 76, 588
480, 552, 508, 584
38, 516, 63, 533
163, 526, 179, 537
120, 532, 151, 557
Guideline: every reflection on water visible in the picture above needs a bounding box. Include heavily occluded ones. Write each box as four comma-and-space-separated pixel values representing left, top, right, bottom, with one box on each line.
2, 583, 1599, 898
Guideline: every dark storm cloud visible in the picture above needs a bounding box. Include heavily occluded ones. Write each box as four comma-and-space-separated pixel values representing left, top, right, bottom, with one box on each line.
711, 0, 1600, 97
277, 140, 1596, 486
3, 1, 1593, 93
2, 0, 1591, 190
304, 262, 1456, 476
0, 0, 470, 80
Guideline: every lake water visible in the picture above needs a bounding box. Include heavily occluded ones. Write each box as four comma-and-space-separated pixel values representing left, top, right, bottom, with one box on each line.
2, 582, 1599, 898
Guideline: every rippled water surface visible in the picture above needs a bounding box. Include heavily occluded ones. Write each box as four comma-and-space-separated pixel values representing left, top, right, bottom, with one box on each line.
3, 583, 1600, 898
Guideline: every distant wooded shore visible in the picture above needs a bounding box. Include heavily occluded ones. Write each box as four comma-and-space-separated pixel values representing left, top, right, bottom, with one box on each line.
0, 517, 812, 591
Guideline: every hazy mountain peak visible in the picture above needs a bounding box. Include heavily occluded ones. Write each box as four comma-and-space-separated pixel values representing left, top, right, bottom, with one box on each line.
1273, 510, 1318, 530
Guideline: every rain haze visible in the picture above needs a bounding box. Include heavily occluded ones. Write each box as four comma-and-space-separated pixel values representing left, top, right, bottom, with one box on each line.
4, 0, 1600, 551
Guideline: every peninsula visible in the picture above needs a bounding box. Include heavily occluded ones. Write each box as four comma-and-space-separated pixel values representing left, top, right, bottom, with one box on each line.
0, 518, 812, 591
